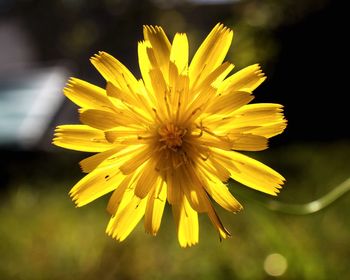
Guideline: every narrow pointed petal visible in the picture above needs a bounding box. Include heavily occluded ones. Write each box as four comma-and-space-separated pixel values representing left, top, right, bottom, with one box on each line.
79, 109, 126, 130
138, 41, 153, 88
206, 202, 231, 240
144, 180, 167, 235
79, 146, 125, 173
230, 133, 268, 151
199, 167, 242, 212
181, 166, 211, 213
189, 23, 233, 89
90, 52, 139, 94
251, 122, 287, 138
148, 68, 168, 116
202, 103, 287, 138
214, 149, 285, 195
119, 148, 154, 175
64, 78, 113, 109
69, 165, 125, 207
134, 160, 160, 198
219, 64, 266, 94
193, 62, 233, 93
143, 25, 171, 74
166, 170, 182, 205
106, 80, 154, 116
230, 103, 287, 138
53, 125, 113, 152
206, 90, 254, 115
170, 33, 189, 74
107, 196, 147, 241
173, 196, 199, 248
106, 174, 134, 215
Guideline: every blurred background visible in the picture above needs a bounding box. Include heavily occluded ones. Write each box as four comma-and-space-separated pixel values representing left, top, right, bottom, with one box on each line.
0, 0, 349, 279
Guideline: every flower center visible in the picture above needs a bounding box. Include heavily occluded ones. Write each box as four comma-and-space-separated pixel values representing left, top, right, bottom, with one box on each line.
158, 123, 187, 150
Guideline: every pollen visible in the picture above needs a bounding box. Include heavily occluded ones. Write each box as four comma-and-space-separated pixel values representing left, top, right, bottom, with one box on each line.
158, 123, 187, 150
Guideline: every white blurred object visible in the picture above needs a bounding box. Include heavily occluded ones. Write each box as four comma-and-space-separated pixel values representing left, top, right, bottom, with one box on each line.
0, 19, 69, 149
0, 67, 68, 148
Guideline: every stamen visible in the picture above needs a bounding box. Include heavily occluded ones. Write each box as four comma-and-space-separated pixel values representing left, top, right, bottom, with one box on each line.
175, 100, 181, 122
174, 86, 184, 123
158, 123, 187, 150
164, 90, 171, 119
183, 107, 202, 124
152, 108, 163, 124
137, 135, 155, 140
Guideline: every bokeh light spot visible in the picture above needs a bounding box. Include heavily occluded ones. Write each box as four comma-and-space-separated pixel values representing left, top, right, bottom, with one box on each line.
263, 253, 288, 277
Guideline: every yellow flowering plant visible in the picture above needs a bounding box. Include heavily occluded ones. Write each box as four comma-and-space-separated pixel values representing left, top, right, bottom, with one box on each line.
53, 23, 287, 247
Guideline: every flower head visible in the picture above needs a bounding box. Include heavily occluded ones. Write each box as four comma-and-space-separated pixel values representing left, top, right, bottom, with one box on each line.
53, 23, 287, 247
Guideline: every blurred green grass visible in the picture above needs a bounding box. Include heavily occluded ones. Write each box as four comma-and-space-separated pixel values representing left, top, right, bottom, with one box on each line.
1, 141, 349, 279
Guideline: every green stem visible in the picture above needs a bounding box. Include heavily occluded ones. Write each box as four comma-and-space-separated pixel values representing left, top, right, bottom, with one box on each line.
263, 177, 350, 215
230, 177, 350, 215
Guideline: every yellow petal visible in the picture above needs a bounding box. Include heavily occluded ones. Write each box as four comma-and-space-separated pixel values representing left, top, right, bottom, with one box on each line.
53, 125, 112, 152
197, 156, 231, 182
219, 64, 266, 94
189, 23, 233, 89
194, 132, 233, 151
106, 81, 154, 117
191, 62, 233, 93
106, 174, 134, 215
80, 145, 143, 176
138, 40, 154, 92
166, 170, 182, 205
143, 25, 171, 75
107, 195, 147, 241
79, 109, 126, 130
170, 33, 189, 75
182, 86, 216, 124
69, 165, 125, 207
148, 68, 168, 116
90, 52, 139, 93
206, 201, 231, 240
134, 160, 160, 198
234, 103, 285, 122
144, 180, 167, 235
119, 147, 154, 175
105, 81, 138, 106
228, 103, 287, 137
79, 146, 125, 173
172, 196, 199, 248
104, 127, 151, 143
211, 63, 235, 89
175, 74, 190, 112
215, 149, 285, 195
81, 102, 150, 131
250, 122, 287, 138
206, 90, 254, 115
199, 166, 242, 212
181, 165, 212, 213
229, 133, 268, 151
202, 103, 286, 138
64, 78, 113, 109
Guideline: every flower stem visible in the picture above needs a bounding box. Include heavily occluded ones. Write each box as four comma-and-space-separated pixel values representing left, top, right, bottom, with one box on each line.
232, 177, 350, 215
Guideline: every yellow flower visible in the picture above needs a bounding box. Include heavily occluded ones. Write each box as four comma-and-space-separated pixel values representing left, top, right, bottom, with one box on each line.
53, 23, 287, 247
